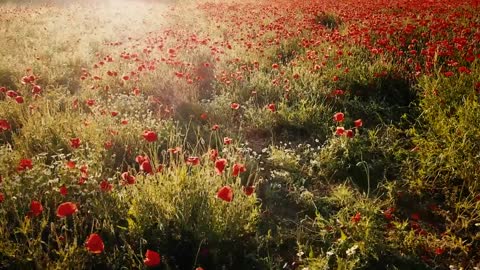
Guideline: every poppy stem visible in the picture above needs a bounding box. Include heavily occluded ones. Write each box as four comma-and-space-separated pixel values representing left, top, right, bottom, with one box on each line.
193, 238, 206, 267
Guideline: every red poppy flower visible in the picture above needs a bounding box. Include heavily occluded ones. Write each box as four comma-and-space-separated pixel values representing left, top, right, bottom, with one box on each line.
135, 155, 148, 164
211, 124, 219, 131
186, 156, 200, 166
215, 158, 227, 175
29, 200, 43, 217
335, 127, 345, 136
230, 103, 240, 110
209, 149, 218, 161
144, 249, 161, 267
80, 165, 88, 176
140, 160, 153, 174
223, 137, 232, 145
332, 89, 345, 96
174, 71, 184, 78
167, 147, 181, 154
267, 103, 276, 112
70, 138, 81, 149
100, 180, 113, 192
443, 71, 454, 77
121, 172, 136, 185
272, 63, 279, 69
6, 90, 17, 98
32, 85, 42, 94
333, 112, 344, 122
59, 185, 68, 196
85, 233, 104, 254
156, 164, 164, 173
217, 186, 233, 202
384, 207, 394, 220
104, 141, 113, 150
232, 163, 246, 177
111, 111, 119, 117
15, 96, 24, 104
243, 186, 255, 196
66, 160, 76, 169
56, 202, 78, 218
121, 119, 129, 125
200, 112, 208, 120
85, 99, 96, 106
351, 212, 361, 224
345, 129, 354, 138
142, 130, 157, 142
354, 119, 362, 128
435, 247, 444, 255
0, 119, 11, 131
0, 193, 4, 203
78, 176, 87, 185
17, 158, 33, 172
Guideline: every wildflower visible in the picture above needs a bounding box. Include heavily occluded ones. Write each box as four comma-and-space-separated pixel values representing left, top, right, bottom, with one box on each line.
243, 186, 255, 196
140, 160, 153, 174
215, 158, 227, 175
232, 163, 246, 177
59, 185, 68, 196
224, 137, 233, 145
144, 250, 161, 267
333, 112, 344, 122
70, 138, 81, 149
17, 158, 33, 172
186, 156, 200, 166
351, 212, 361, 223
0, 119, 11, 131
267, 103, 276, 112
100, 180, 113, 192
56, 202, 78, 218
15, 96, 24, 104
217, 186, 234, 202
346, 244, 359, 256
62, 161, 74, 171
29, 200, 43, 217
335, 127, 345, 136
354, 119, 363, 128
121, 172, 136, 185
85, 233, 104, 254
209, 149, 218, 161
142, 130, 157, 142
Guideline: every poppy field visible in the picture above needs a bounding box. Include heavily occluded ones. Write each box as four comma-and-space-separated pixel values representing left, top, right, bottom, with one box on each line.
0, 0, 479, 269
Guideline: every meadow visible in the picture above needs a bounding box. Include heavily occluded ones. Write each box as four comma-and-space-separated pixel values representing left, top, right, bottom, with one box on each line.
0, 0, 479, 269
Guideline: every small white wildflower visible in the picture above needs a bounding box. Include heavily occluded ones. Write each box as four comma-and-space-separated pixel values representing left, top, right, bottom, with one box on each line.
346, 244, 359, 257
326, 251, 334, 256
